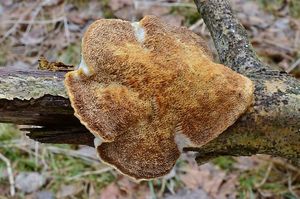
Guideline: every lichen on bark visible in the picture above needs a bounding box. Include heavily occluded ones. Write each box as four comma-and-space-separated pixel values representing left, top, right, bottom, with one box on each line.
0, 70, 67, 100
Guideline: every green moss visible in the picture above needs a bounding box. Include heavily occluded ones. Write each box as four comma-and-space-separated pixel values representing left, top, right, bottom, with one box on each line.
238, 175, 256, 199
0, 123, 20, 141
101, 0, 116, 19
212, 156, 236, 170
17, 158, 41, 171
289, 0, 300, 18
0, 147, 40, 173
93, 172, 116, 187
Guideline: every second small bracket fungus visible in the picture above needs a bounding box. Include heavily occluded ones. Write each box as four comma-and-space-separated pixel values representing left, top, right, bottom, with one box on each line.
64, 15, 254, 180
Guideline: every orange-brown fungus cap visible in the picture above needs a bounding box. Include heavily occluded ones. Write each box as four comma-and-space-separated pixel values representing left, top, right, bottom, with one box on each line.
64, 15, 254, 180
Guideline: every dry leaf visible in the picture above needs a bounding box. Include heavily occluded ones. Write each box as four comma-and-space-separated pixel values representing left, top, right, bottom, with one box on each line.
180, 168, 211, 190
161, 15, 184, 27
117, 176, 150, 199
180, 164, 227, 198
100, 183, 121, 199
234, 156, 261, 171
56, 184, 82, 198
215, 175, 238, 199
164, 188, 210, 199
109, 0, 133, 11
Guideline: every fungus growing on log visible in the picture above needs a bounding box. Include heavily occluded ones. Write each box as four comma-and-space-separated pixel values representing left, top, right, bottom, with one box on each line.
64, 15, 254, 180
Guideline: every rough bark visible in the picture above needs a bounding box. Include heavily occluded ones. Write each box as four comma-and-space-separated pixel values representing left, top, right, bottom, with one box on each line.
192, 0, 300, 165
0, 0, 299, 164
0, 70, 94, 146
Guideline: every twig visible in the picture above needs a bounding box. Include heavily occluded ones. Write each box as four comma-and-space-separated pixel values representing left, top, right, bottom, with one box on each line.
287, 58, 300, 73
3, 17, 65, 25
63, 16, 71, 44
46, 146, 100, 163
201, 22, 206, 35
188, 19, 204, 31
35, 142, 39, 168
148, 181, 157, 199
294, 30, 300, 49
0, 152, 15, 196
66, 167, 113, 181
0, 1, 39, 43
62, 2, 70, 44
288, 173, 300, 199
0, 139, 24, 147
23, 3, 43, 37
41, 147, 49, 172
253, 38, 295, 53
166, 179, 176, 195
134, 0, 196, 9
158, 179, 167, 198
257, 156, 300, 175
255, 163, 273, 188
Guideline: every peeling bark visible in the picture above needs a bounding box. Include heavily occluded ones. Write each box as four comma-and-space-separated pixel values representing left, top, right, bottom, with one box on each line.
0, 0, 299, 165
0, 70, 94, 146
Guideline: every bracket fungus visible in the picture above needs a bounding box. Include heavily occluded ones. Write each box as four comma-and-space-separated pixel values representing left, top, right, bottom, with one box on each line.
64, 15, 254, 180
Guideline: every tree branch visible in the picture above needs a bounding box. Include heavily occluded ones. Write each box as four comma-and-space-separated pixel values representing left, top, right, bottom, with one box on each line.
192, 0, 300, 165
194, 0, 267, 74
0, 0, 299, 165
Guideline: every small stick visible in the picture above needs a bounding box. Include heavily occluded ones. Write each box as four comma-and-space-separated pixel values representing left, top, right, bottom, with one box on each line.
157, 179, 167, 197
287, 58, 300, 73
3, 17, 65, 25
63, 16, 71, 44
288, 173, 300, 199
134, 0, 196, 9
148, 181, 157, 199
0, 152, 15, 196
258, 156, 300, 175
0, 1, 39, 43
35, 142, 39, 167
189, 19, 204, 31
66, 167, 113, 181
255, 163, 273, 188
46, 146, 100, 163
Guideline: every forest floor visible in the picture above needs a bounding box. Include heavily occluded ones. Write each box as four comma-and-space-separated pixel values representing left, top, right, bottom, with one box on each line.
0, 0, 300, 198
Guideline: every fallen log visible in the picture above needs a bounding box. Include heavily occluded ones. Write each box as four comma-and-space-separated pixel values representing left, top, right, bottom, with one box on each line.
0, 0, 299, 165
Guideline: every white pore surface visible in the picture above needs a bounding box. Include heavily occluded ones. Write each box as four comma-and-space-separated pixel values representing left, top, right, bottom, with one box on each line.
78, 55, 92, 76
131, 22, 145, 44
94, 137, 103, 149
174, 128, 193, 152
